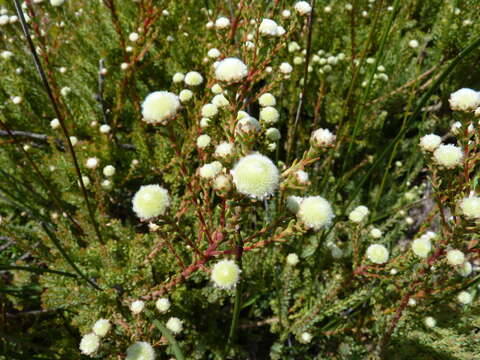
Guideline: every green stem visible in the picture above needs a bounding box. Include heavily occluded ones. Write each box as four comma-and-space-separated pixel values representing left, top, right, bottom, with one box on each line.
227, 234, 244, 347
152, 320, 185, 360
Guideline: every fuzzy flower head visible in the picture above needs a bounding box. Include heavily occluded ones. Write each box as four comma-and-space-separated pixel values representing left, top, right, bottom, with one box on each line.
201, 103, 218, 118
348, 205, 369, 223
92, 319, 111, 337
130, 300, 145, 314
184, 71, 203, 86
126, 342, 156, 360
260, 106, 280, 124
215, 142, 234, 158
196, 134, 211, 149
311, 128, 336, 147
215, 57, 248, 82
424, 317, 436, 328
449, 88, 480, 112
286, 253, 299, 266
231, 153, 279, 199
199, 161, 223, 179
294, 1, 312, 15
212, 94, 229, 107
297, 196, 334, 230
419, 134, 442, 152
366, 244, 389, 264
259, 93, 276, 107
279, 62, 293, 74
411, 237, 432, 258
459, 196, 480, 219
213, 174, 231, 191
166, 317, 183, 334
142, 91, 180, 125
300, 332, 313, 343
215, 17, 230, 29
179, 89, 193, 103
132, 185, 170, 220
457, 291, 473, 305
155, 298, 171, 313
433, 144, 463, 168
446, 249, 465, 266
51, 0, 65, 6
259, 18, 280, 36
236, 115, 261, 134
211, 259, 241, 289
79, 333, 100, 356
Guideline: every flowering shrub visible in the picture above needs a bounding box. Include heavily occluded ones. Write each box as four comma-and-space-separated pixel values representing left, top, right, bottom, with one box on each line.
1, 0, 480, 359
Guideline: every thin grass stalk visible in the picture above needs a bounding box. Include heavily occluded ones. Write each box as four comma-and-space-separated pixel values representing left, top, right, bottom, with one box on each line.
152, 319, 185, 360
41, 223, 102, 291
12, 0, 103, 245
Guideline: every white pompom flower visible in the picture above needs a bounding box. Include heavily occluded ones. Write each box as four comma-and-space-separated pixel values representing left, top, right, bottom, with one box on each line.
212, 94, 229, 107
297, 196, 334, 230
260, 106, 280, 124
348, 205, 369, 223
459, 196, 480, 219
201, 103, 218, 118
214, 142, 234, 158
199, 161, 223, 179
294, 1, 312, 15
92, 319, 111, 337
79, 333, 100, 356
179, 89, 193, 103
50, 0, 65, 6
172, 72, 185, 83
411, 237, 432, 258
126, 342, 156, 360
370, 228, 382, 239
132, 185, 170, 220
86, 157, 99, 169
211, 259, 241, 289
130, 300, 145, 314
433, 144, 463, 168
166, 317, 183, 334
103, 165, 116, 177
419, 134, 441, 152
259, 93, 276, 107
142, 91, 180, 125
215, 57, 248, 82
279, 62, 293, 74
207, 48, 221, 58
457, 291, 473, 305
184, 71, 203, 86
231, 153, 279, 199
259, 18, 279, 36
286, 196, 303, 213
366, 244, 389, 264
311, 128, 336, 147
446, 249, 465, 266
449, 88, 480, 112
215, 17, 230, 29
196, 134, 211, 149
155, 298, 171, 313
424, 316, 436, 328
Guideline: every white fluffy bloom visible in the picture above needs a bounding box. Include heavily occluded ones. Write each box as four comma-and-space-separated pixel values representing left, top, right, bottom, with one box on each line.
79, 333, 100, 355
419, 134, 442, 152
297, 196, 334, 230
433, 144, 463, 168
196, 134, 211, 149
92, 319, 111, 337
100, 124, 111, 134
457, 291, 473, 305
266, 128, 281, 141
0, 15, 8, 25
155, 298, 171, 313
215, 17, 230, 29
132, 185, 170, 220
408, 39, 419, 48
458, 261, 473, 277
50, 118, 60, 129
212, 94, 229, 107
50, 0, 65, 6
282, 9, 291, 18
370, 228, 382, 239
411, 237, 432, 258
236, 115, 260, 134
207, 48, 221, 58
279, 62, 293, 74
211, 259, 241, 289
103, 165, 115, 177
130, 300, 145, 314
70, 136, 78, 146
459, 196, 480, 219
295, 170, 309, 184
126, 342, 156, 360
446, 249, 465, 266
286, 253, 299, 266
449, 88, 480, 111
201, 103, 218, 117
12, 96, 23, 104
215, 142, 234, 158
172, 72, 185, 83
348, 205, 369, 223
286, 196, 302, 213
179, 89, 193, 103
259, 93, 276, 107
215, 57, 248, 82
260, 106, 280, 124
366, 244, 389, 264
311, 128, 336, 147
142, 91, 180, 124
86, 157, 99, 169
213, 174, 231, 191
129, 32, 139, 42
300, 332, 313, 343
211, 84, 223, 94
184, 71, 203, 86
259, 18, 279, 36
199, 161, 223, 179
294, 1, 312, 15
1, 50, 13, 60
231, 153, 279, 199
166, 317, 183, 334
424, 316, 436, 328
